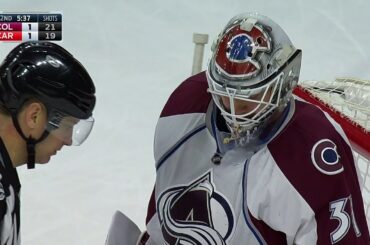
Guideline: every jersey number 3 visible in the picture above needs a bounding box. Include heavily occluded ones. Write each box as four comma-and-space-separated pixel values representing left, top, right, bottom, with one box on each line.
329, 196, 361, 244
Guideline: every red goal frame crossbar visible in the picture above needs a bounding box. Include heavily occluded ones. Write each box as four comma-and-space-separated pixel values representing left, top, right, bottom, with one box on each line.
293, 85, 370, 159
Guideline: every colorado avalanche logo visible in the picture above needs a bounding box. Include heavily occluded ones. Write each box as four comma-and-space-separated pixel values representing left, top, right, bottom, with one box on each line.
311, 139, 343, 175
215, 24, 271, 79
157, 171, 235, 244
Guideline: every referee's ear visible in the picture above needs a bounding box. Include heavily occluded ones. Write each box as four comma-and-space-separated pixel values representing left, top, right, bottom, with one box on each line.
21, 101, 48, 138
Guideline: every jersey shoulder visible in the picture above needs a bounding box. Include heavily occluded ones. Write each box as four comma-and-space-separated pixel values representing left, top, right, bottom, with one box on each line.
267, 99, 360, 206
160, 72, 211, 118
266, 100, 369, 243
154, 72, 212, 166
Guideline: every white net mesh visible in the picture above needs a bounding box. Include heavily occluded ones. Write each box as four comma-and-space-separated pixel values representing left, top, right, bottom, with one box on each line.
299, 78, 370, 130
296, 77, 370, 231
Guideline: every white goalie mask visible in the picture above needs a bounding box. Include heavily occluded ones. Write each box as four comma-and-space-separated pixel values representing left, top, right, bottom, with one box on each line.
207, 13, 302, 143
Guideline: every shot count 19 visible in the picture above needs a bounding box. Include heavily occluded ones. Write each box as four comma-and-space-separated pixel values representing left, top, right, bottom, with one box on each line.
0, 13, 62, 42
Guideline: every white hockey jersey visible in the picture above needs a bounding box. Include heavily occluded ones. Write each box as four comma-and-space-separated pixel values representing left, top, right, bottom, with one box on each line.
143, 72, 370, 244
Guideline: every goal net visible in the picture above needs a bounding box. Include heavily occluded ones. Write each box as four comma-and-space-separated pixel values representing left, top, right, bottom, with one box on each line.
293, 77, 370, 232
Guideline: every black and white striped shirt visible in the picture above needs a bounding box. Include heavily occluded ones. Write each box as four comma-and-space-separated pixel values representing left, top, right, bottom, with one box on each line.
0, 138, 20, 245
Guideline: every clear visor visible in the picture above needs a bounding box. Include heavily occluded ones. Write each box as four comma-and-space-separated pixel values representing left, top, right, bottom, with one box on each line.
46, 111, 94, 146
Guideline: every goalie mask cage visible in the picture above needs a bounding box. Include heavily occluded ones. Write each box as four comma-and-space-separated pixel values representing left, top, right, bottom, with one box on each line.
293, 77, 370, 232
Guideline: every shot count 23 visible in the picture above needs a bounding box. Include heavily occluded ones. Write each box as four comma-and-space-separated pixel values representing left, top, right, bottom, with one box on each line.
0, 13, 62, 42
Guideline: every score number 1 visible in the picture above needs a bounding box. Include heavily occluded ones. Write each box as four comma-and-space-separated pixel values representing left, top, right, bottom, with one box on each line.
22, 22, 38, 41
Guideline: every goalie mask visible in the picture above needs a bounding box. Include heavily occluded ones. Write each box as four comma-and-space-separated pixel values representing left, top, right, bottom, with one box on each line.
206, 13, 302, 145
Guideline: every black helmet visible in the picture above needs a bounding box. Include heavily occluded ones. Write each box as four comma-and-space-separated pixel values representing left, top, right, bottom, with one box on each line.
0, 41, 96, 168
0, 41, 95, 119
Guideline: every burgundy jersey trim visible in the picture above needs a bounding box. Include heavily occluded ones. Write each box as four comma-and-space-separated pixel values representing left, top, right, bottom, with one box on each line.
268, 100, 370, 244
160, 72, 211, 117
248, 209, 287, 244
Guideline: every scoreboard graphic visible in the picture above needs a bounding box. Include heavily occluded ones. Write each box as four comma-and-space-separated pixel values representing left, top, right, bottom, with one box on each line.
0, 13, 62, 42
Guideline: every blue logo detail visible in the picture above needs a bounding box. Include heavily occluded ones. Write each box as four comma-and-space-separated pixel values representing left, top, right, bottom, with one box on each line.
228, 35, 253, 62
323, 148, 338, 164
